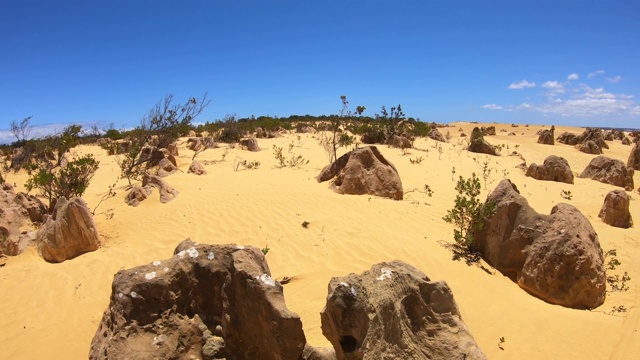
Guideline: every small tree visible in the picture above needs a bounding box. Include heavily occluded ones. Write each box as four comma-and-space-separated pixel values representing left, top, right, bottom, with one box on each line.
443, 173, 496, 249
378, 104, 405, 144
26, 154, 99, 211
10, 116, 33, 145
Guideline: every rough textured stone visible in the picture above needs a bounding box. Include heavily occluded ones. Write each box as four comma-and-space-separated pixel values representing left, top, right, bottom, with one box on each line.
89, 240, 306, 360
142, 174, 180, 203
240, 137, 260, 152
525, 155, 574, 184
390, 135, 412, 149
124, 185, 153, 207
482, 126, 496, 136
187, 137, 204, 152
576, 140, 602, 154
188, 161, 207, 175
321, 261, 487, 360
537, 128, 555, 145
36, 197, 100, 263
628, 142, 640, 170
556, 132, 578, 145
316, 146, 403, 200
579, 156, 634, 189
468, 127, 497, 156
427, 129, 445, 142
578, 128, 609, 150
622, 137, 631, 145
473, 179, 606, 309
598, 190, 632, 228
167, 142, 179, 156
157, 158, 178, 177
0, 184, 46, 256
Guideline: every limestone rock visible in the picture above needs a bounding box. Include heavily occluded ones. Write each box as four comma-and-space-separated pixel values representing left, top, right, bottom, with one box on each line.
157, 158, 178, 177
468, 127, 497, 156
556, 132, 578, 145
316, 146, 403, 200
579, 156, 634, 189
473, 179, 606, 309
143, 174, 179, 203
240, 137, 260, 152
628, 142, 640, 170
537, 128, 555, 145
576, 140, 602, 154
188, 161, 207, 175
187, 137, 204, 152
622, 137, 631, 145
124, 185, 153, 207
321, 261, 487, 360
167, 142, 179, 156
578, 128, 608, 150
36, 197, 100, 263
390, 135, 411, 149
427, 129, 445, 142
0, 184, 45, 256
525, 155, 574, 184
598, 190, 632, 228
89, 240, 306, 360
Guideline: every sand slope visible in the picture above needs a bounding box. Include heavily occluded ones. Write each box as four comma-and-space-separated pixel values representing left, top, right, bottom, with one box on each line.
1, 123, 638, 359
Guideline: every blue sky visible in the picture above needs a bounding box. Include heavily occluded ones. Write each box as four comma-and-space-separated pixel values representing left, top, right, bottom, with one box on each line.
1, 1, 638, 143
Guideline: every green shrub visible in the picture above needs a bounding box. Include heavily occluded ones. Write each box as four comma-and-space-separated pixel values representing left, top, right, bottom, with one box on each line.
443, 173, 496, 248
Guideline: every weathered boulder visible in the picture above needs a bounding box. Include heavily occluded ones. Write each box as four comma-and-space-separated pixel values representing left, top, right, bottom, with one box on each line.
89, 240, 306, 360
240, 137, 260, 152
321, 261, 487, 360
468, 127, 497, 156
622, 137, 631, 145
628, 142, 640, 170
187, 137, 204, 152
124, 185, 153, 207
481, 126, 496, 136
390, 135, 412, 149
525, 155, 574, 184
36, 197, 100, 263
578, 128, 609, 150
0, 184, 46, 256
473, 179, 606, 309
157, 158, 178, 177
598, 190, 632, 228
167, 142, 179, 156
576, 140, 602, 154
316, 146, 403, 200
427, 129, 446, 142
579, 156, 634, 189
537, 127, 554, 145
556, 132, 579, 145
143, 174, 180, 203
188, 161, 207, 175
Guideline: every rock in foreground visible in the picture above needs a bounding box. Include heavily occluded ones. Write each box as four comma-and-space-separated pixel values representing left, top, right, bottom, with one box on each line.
90, 240, 306, 360
598, 190, 632, 228
579, 156, 634, 190
36, 197, 100, 263
0, 183, 47, 256
321, 261, 486, 360
473, 179, 606, 309
316, 146, 403, 200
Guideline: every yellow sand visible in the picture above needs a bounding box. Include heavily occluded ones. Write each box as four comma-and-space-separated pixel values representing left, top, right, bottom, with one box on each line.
1, 123, 638, 359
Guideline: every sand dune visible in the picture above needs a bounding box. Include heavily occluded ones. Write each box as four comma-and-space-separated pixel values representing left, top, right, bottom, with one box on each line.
1, 122, 638, 359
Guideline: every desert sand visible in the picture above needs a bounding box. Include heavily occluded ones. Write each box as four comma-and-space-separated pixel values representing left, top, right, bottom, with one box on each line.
1, 122, 639, 359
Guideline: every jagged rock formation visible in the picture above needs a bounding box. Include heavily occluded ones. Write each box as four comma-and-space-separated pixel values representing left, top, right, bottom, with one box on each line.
598, 190, 632, 228
240, 138, 260, 152
468, 127, 497, 156
36, 197, 100, 263
143, 174, 180, 203
525, 155, 574, 184
473, 179, 606, 309
316, 146, 403, 200
579, 156, 635, 190
90, 240, 486, 360
537, 127, 554, 145
321, 261, 487, 360
0, 183, 47, 256
556, 132, 579, 145
427, 129, 446, 142
157, 158, 178, 177
629, 142, 640, 170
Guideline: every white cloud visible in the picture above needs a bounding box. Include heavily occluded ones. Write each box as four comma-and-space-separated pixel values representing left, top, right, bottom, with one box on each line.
606, 75, 622, 83
508, 80, 536, 89
481, 104, 503, 110
587, 70, 605, 79
541, 81, 565, 94
567, 73, 579, 80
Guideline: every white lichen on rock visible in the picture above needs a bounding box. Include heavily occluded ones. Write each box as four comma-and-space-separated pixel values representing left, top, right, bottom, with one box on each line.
145, 271, 157, 280
207, 251, 215, 260
257, 273, 276, 286
152, 261, 161, 266
236, 245, 245, 250
377, 267, 393, 281
187, 247, 199, 258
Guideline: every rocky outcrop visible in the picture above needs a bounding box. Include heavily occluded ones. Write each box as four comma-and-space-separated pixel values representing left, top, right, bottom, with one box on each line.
579, 156, 634, 189
124, 185, 153, 207
188, 161, 207, 175
629, 142, 640, 170
598, 190, 632, 228
167, 142, 179, 156
36, 197, 100, 263
316, 146, 403, 200
0, 184, 46, 256
537, 127, 554, 145
622, 137, 631, 145
577, 140, 602, 154
89, 240, 306, 360
525, 155, 574, 184
473, 179, 606, 309
578, 128, 609, 150
142, 174, 180, 203
157, 158, 178, 177
468, 127, 497, 156
556, 132, 578, 145
481, 126, 496, 136
390, 135, 411, 149
321, 261, 486, 360
240, 138, 260, 152
427, 129, 445, 142
187, 137, 204, 152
